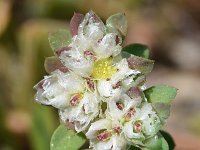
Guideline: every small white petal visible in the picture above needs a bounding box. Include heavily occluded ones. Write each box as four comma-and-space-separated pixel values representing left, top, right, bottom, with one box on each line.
111, 59, 138, 85
94, 33, 121, 59
59, 92, 99, 132
78, 11, 105, 42
93, 136, 126, 150
97, 80, 121, 98
57, 71, 84, 93
111, 136, 127, 150
86, 119, 111, 139
123, 121, 144, 140
93, 140, 113, 150
60, 49, 93, 77
86, 119, 127, 150
34, 70, 85, 109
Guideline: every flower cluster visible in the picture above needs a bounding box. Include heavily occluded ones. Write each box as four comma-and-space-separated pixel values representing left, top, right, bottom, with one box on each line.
34, 11, 163, 150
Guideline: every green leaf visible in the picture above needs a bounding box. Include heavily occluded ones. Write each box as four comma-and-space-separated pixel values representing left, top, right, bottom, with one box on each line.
127, 55, 154, 74
152, 103, 171, 124
106, 13, 127, 36
144, 133, 169, 150
128, 145, 141, 150
50, 124, 87, 150
30, 105, 57, 150
144, 85, 177, 104
48, 29, 71, 54
122, 44, 150, 58
160, 131, 175, 150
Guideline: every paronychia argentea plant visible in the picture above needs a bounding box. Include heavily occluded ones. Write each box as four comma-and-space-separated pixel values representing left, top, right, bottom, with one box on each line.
34, 11, 177, 150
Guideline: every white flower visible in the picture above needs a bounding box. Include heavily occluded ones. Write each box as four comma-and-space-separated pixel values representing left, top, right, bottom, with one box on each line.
106, 92, 142, 121
123, 103, 161, 144
57, 11, 139, 101
59, 92, 100, 132
86, 90, 143, 150
59, 11, 123, 77
59, 48, 94, 77
33, 70, 84, 109
34, 69, 101, 132
93, 33, 122, 59
33, 10, 166, 149
97, 59, 139, 98
86, 119, 127, 150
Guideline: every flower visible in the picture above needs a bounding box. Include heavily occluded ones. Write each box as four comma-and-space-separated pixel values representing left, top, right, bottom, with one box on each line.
34, 11, 132, 132
34, 70, 84, 109
34, 10, 174, 150
123, 103, 161, 145
57, 11, 136, 100
86, 119, 127, 150
59, 92, 100, 132
59, 11, 122, 76
34, 70, 100, 132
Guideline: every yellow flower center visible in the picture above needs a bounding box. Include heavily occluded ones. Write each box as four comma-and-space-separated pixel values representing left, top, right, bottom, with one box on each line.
92, 58, 117, 80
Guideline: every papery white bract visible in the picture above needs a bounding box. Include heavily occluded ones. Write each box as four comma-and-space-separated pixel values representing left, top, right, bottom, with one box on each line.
34, 70, 84, 109
123, 103, 161, 144
86, 119, 127, 150
59, 92, 100, 132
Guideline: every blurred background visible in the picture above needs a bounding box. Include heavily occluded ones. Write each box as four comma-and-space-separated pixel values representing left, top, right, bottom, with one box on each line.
0, 0, 200, 149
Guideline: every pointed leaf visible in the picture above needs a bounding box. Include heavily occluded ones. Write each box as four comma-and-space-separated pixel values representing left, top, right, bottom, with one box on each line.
160, 131, 175, 150
144, 85, 177, 104
127, 55, 154, 74
152, 103, 171, 124
44, 56, 68, 74
106, 13, 127, 36
144, 133, 169, 150
48, 29, 71, 54
50, 124, 87, 150
123, 43, 150, 58
70, 12, 84, 36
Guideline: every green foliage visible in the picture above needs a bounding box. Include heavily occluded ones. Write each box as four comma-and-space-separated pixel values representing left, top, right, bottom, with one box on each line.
122, 44, 150, 58
50, 124, 87, 150
151, 103, 171, 124
144, 85, 177, 123
160, 131, 175, 150
48, 29, 71, 53
144, 133, 169, 150
29, 105, 57, 150
144, 85, 177, 104
128, 146, 141, 150
106, 13, 127, 36
128, 131, 174, 150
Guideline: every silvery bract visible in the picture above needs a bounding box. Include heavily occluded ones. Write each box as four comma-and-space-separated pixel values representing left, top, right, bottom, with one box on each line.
34, 11, 172, 150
